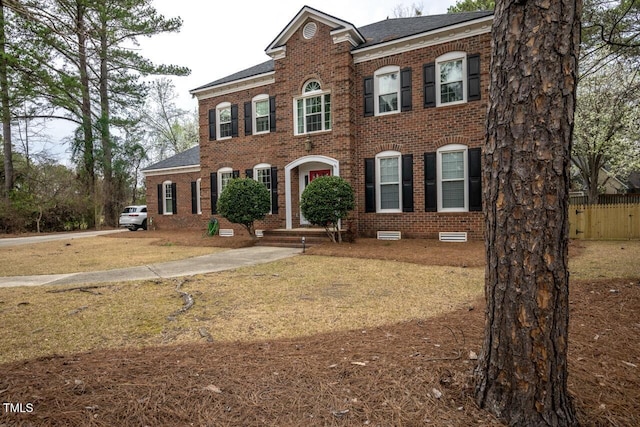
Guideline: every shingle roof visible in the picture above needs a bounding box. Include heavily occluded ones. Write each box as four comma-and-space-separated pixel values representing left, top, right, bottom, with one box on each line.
356, 11, 493, 49
190, 10, 493, 93
143, 145, 200, 171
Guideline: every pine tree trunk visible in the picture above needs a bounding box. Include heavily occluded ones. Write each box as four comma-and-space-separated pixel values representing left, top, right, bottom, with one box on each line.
0, 1, 14, 197
474, 0, 581, 425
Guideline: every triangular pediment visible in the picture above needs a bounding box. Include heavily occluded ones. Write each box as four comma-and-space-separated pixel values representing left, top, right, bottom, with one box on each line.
265, 5, 365, 58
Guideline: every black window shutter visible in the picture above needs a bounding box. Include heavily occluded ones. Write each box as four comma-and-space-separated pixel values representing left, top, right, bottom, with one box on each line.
270, 166, 279, 214
269, 96, 276, 132
467, 54, 481, 102
171, 183, 177, 214
423, 63, 436, 108
191, 181, 197, 214
208, 109, 216, 140
424, 152, 437, 212
245, 169, 254, 178
210, 172, 218, 214
157, 184, 163, 214
401, 68, 412, 112
363, 77, 374, 117
468, 147, 482, 211
231, 104, 239, 137
402, 154, 414, 212
244, 101, 252, 136
364, 158, 376, 213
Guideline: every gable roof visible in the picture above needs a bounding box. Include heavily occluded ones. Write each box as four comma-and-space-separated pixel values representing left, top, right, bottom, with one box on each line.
142, 145, 199, 172
190, 9, 493, 94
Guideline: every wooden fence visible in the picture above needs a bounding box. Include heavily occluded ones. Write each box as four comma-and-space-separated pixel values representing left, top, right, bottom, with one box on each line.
569, 201, 640, 240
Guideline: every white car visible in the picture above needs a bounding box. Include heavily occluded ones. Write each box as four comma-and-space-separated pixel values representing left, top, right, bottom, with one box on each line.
119, 205, 147, 231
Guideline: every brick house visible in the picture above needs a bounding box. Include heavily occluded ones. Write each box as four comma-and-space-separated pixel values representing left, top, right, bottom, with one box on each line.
143, 6, 493, 240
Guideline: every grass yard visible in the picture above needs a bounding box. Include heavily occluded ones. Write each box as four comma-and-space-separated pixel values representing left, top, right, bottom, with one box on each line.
0, 232, 638, 426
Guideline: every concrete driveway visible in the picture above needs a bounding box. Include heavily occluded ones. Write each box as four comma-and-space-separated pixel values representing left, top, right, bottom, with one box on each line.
0, 232, 301, 287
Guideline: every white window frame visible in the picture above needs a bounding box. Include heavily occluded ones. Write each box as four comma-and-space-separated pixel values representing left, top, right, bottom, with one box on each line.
196, 178, 202, 215
254, 163, 272, 214
436, 52, 467, 107
162, 180, 173, 215
294, 80, 332, 135
216, 102, 232, 140
253, 94, 270, 135
218, 167, 233, 196
375, 150, 402, 213
374, 66, 400, 116
437, 144, 468, 212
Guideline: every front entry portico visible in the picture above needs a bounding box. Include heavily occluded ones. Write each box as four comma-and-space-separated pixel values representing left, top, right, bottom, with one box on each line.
284, 155, 340, 229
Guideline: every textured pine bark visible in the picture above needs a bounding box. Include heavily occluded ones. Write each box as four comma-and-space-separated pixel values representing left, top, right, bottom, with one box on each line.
474, 0, 581, 425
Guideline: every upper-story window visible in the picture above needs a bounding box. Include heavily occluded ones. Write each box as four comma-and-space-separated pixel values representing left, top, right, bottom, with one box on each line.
375, 66, 400, 115
253, 95, 270, 134
294, 80, 331, 135
437, 52, 466, 106
217, 102, 232, 139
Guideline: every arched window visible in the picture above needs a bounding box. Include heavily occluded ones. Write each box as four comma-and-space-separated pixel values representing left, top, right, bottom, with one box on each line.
294, 80, 331, 135
162, 180, 174, 215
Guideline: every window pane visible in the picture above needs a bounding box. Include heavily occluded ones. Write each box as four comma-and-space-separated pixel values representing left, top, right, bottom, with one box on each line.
380, 184, 400, 209
164, 184, 173, 214
306, 113, 322, 132
220, 172, 232, 193
297, 99, 304, 134
440, 59, 463, 103
219, 107, 231, 123
306, 96, 321, 114
304, 81, 321, 93
442, 180, 464, 209
256, 116, 269, 132
324, 94, 331, 130
256, 168, 271, 190
379, 93, 398, 113
255, 100, 269, 116
219, 123, 232, 138
379, 73, 398, 94
380, 157, 399, 183
441, 152, 464, 180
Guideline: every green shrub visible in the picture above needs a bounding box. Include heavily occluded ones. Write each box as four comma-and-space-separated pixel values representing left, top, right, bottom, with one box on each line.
300, 176, 355, 243
217, 178, 271, 237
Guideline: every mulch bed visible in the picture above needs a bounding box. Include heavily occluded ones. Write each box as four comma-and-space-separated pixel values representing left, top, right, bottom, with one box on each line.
1, 276, 638, 426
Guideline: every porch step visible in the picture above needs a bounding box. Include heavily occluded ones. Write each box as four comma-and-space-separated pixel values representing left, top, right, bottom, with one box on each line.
255, 228, 336, 248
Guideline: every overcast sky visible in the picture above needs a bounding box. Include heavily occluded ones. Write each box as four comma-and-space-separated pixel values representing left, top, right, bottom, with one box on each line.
43, 0, 459, 162
141, 0, 459, 111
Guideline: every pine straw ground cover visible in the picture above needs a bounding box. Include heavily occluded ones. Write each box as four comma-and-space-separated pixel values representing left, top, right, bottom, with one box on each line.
0, 232, 638, 426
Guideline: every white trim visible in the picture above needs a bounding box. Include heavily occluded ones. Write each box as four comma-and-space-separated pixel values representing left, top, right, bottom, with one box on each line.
162, 180, 174, 216
353, 17, 492, 64
285, 155, 340, 229
437, 144, 468, 212
217, 167, 233, 196
374, 66, 400, 116
436, 52, 467, 107
265, 6, 364, 58
196, 178, 202, 215
375, 151, 402, 213
216, 102, 232, 141
142, 165, 200, 177
190, 73, 275, 101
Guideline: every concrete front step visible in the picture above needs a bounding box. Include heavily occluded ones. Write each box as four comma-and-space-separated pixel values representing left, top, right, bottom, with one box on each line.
255, 228, 343, 247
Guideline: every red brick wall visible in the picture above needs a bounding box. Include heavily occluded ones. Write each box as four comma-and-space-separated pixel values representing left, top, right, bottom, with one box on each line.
145, 171, 206, 231
149, 17, 491, 240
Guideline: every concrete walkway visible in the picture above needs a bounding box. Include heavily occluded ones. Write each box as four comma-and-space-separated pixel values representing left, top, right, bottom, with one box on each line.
0, 246, 301, 288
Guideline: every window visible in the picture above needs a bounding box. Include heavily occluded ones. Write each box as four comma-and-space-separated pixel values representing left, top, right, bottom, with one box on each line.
437, 144, 468, 212
254, 95, 270, 134
375, 66, 400, 115
376, 151, 402, 213
218, 167, 234, 195
163, 180, 174, 215
437, 52, 466, 106
255, 164, 273, 213
217, 103, 232, 139
295, 80, 331, 135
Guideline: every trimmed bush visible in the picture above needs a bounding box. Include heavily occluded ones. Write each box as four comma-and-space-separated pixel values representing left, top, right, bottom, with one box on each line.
217, 178, 271, 237
300, 176, 355, 243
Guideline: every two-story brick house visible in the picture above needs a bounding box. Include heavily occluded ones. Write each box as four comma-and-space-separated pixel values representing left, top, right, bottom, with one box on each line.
143, 6, 493, 240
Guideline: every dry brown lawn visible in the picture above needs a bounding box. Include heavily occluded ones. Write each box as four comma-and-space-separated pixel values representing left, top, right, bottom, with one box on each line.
0, 230, 638, 426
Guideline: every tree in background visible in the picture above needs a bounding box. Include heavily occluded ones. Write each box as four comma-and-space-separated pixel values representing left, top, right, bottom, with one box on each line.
142, 78, 198, 162
572, 59, 640, 202
217, 178, 271, 238
300, 176, 354, 243
447, 0, 494, 13
392, 2, 423, 17
474, 0, 581, 425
